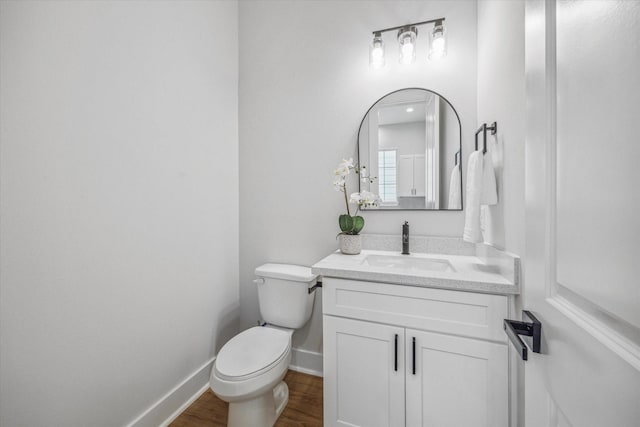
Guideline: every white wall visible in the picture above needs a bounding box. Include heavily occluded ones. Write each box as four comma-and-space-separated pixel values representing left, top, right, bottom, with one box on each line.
379, 121, 426, 155
239, 0, 477, 366
0, 1, 239, 426
477, 0, 526, 256
476, 2, 526, 426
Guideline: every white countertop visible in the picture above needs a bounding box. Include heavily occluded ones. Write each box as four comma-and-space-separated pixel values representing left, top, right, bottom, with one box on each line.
312, 249, 519, 295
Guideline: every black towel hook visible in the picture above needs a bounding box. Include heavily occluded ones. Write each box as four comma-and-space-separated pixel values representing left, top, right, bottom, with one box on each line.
474, 121, 498, 154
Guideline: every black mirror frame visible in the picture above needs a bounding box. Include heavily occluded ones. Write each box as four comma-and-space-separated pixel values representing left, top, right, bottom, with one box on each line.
357, 87, 463, 211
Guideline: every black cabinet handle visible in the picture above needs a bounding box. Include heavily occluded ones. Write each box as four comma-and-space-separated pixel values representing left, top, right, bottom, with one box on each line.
412, 337, 416, 375
503, 310, 542, 361
394, 334, 398, 371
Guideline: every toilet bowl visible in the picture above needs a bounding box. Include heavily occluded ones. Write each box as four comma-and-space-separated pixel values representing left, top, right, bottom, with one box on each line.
210, 326, 293, 426
209, 263, 317, 427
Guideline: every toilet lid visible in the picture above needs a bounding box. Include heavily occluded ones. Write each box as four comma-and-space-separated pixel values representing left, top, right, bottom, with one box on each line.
215, 327, 290, 380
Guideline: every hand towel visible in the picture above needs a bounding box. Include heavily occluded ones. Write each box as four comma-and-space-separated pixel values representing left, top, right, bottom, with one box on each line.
481, 152, 498, 205
448, 164, 462, 209
463, 151, 483, 243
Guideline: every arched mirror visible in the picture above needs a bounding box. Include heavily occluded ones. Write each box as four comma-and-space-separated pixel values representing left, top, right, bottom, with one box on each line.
358, 88, 462, 210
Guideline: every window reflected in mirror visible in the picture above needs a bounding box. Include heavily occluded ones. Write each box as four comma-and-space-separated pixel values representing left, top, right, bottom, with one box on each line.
378, 149, 398, 205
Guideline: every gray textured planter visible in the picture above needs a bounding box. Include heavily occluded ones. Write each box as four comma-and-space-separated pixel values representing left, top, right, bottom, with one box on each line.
339, 234, 362, 255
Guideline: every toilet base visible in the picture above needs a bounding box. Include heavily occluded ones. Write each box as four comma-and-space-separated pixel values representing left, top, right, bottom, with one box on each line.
227, 381, 289, 427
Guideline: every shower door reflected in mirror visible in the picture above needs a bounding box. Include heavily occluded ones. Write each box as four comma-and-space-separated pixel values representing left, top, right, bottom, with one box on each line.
358, 88, 462, 210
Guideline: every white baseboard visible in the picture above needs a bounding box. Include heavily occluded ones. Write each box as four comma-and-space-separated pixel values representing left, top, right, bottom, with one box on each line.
126, 357, 214, 427
125, 347, 322, 427
289, 347, 323, 377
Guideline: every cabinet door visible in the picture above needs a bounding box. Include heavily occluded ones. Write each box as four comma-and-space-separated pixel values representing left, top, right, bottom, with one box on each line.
397, 155, 414, 197
413, 154, 426, 197
323, 316, 405, 427
405, 329, 508, 427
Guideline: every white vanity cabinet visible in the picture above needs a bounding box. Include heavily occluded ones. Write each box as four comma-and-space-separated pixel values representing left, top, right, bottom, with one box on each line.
322, 277, 510, 427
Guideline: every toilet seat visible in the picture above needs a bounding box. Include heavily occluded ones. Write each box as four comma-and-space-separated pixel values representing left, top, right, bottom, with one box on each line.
214, 327, 291, 381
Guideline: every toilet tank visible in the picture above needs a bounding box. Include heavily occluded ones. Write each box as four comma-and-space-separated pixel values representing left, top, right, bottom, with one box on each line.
254, 263, 318, 329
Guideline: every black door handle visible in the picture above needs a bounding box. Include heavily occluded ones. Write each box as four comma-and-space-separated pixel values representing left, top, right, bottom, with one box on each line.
394, 334, 398, 371
412, 337, 416, 375
504, 310, 542, 361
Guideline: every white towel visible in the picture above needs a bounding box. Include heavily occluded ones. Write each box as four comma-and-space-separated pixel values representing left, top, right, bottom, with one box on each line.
448, 164, 462, 209
463, 151, 483, 243
481, 152, 498, 205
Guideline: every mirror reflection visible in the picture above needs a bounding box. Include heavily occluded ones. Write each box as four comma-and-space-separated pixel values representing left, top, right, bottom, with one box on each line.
358, 88, 462, 210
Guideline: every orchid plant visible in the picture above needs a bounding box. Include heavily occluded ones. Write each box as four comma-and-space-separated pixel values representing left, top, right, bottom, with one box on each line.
333, 158, 381, 235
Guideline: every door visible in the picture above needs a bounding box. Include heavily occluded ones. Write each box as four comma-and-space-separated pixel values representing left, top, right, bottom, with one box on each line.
524, 1, 640, 426
323, 316, 405, 427
405, 329, 508, 427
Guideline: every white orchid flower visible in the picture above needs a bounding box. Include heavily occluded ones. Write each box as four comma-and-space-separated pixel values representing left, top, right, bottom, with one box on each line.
360, 191, 381, 207
334, 158, 354, 176
333, 177, 345, 191
334, 165, 348, 177
348, 190, 381, 208
342, 158, 355, 168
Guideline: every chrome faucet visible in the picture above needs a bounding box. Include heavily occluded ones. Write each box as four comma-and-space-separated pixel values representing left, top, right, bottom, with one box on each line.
402, 221, 410, 255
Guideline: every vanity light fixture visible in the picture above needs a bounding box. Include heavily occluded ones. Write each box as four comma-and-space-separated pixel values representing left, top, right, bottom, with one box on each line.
369, 32, 385, 69
398, 26, 417, 65
406, 107, 414, 113
428, 20, 447, 61
369, 17, 446, 68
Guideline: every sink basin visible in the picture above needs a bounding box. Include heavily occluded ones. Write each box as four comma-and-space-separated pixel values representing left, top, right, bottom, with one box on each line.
362, 254, 455, 272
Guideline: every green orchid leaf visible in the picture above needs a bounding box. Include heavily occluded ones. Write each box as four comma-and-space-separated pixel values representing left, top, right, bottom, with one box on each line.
352, 215, 365, 234
339, 214, 353, 233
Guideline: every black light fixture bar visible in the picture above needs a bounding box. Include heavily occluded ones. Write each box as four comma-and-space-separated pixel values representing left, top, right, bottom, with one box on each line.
372, 17, 445, 35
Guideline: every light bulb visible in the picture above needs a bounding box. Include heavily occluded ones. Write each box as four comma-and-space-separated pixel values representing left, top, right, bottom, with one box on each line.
397, 27, 417, 65
401, 39, 414, 56
428, 21, 447, 61
371, 47, 384, 59
406, 107, 414, 113
432, 37, 445, 52
369, 33, 385, 69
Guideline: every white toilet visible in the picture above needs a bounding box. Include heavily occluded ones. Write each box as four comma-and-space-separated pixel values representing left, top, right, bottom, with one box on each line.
210, 263, 318, 427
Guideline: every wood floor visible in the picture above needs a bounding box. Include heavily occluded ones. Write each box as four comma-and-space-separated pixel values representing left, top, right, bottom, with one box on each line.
170, 370, 323, 427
